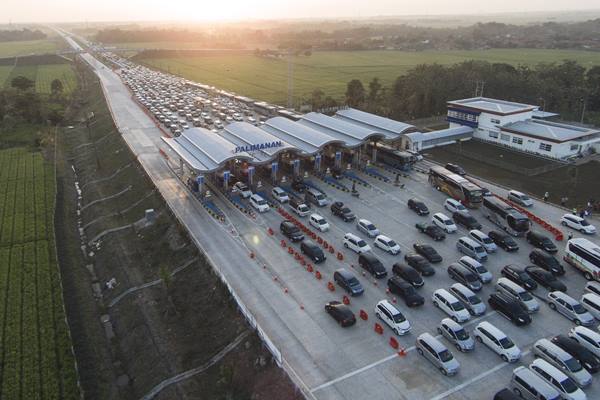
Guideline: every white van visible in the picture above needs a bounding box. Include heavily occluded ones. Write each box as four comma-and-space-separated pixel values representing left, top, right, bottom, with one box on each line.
309, 214, 330, 232
444, 198, 469, 215
508, 190, 534, 207
458, 255, 492, 283
496, 278, 540, 313
343, 233, 371, 254
584, 281, 600, 297
569, 326, 600, 358
511, 366, 562, 400
533, 338, 592, 388
456, 236, 488, 262
415, 333, 460, 376
581, 293, 600, 320
374, 300, 411, 336
432, 289, 470, 323
529, 358, 587, 400
469, 229, 497, 253
271, 187, 289, 203
433, 212, 457, 233
249, 194, 269, 213
474, 321, 521, 362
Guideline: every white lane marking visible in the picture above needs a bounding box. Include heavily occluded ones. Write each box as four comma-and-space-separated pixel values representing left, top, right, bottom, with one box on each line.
429, 350, 531, 400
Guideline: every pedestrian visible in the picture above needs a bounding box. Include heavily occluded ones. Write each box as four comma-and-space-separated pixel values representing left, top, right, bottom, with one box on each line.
560, 197, 567, 207
580, 209, 586, 218
568, 232, 573, 240
573, 207, 578, 215
543, 191, 549, 202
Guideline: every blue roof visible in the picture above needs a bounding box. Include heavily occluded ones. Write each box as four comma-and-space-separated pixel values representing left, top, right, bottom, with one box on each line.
334, 108, 416, 138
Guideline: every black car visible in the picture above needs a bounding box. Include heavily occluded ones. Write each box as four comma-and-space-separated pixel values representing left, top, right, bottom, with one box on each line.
324, 301, 356, 327
358, 253, 387, 279
452, 212, 482, 230
529, 248, 564, 275
387, 276, 425, 307
330, 201, 356, 222
488, 230, 519, 252
445, 163, 466, 176
551, 334, 600, 374
301, 240, 326, 263
280, 221, 304, 242
501, 264, 538, 291
404, 253, 435, 276
493, 389, 521, 400
392, 263, 424, 288
488, 292, 532, 326
413, 243, 442, 263
524, 266, 567, 292
291, 179, 307, 193
415, 222, 446, 241
447, 263, 482, 292
333, 268, 364, 296
408, 198, 429, 216
526, 231, 558, 254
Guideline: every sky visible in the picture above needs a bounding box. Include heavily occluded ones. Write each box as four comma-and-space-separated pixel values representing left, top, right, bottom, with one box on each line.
2, 0, 600, 22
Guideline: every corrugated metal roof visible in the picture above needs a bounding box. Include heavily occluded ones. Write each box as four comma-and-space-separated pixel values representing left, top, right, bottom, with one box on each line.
406, 126, 473, 142
502, 120, 600, 143
334, 108, 415, 138
263, 117, 344, 154
298, 112, 384, 147
220, 122, 297, 163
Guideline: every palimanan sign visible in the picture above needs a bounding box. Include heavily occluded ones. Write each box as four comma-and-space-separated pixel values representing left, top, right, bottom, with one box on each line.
233, 141, 283, 154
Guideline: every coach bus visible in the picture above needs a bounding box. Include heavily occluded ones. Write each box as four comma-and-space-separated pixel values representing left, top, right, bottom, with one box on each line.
371, 143, 415, 171
482, 196, 530, 236
564, 238, 600, 281
428, 166, 483, 208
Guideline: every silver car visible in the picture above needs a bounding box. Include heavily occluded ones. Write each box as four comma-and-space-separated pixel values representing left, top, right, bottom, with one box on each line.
416, 332, 460, 376
438, 318, 475, 352
449, 283, 486, 316
548, 291, 595, 326
357, 219, 380, 238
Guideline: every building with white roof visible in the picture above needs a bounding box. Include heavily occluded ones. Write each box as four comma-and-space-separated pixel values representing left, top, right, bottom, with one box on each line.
447, 97, 600, 159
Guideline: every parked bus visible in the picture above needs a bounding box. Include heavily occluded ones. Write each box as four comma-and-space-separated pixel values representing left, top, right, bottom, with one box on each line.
428, 166, 483, 208
564, 238, 600, 281
370, 144, 415, 171
482, 196, 530, 236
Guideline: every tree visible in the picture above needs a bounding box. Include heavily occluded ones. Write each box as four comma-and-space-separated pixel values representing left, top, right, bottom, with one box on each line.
345, 79, 365, 108
367, 78, 382, 112
47, 109, 64, 126
50, 79, 64, 97
309, 88, 324, 110
11, 76, 35, 92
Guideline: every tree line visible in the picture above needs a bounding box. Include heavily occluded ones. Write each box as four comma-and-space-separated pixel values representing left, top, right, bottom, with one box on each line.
331, 60, 600, 126
0, 28, 46, 42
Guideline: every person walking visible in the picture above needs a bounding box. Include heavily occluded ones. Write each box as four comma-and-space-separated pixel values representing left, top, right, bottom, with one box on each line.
543, 191, 549, 202
568, 232, 573, 240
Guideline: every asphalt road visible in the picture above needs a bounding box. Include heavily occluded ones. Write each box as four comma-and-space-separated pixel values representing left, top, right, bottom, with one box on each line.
64, 35, 600, 400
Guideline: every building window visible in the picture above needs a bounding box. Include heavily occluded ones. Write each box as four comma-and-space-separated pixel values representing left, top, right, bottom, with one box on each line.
448, 110, 478, 123
539, 143, 552, 152
489, 131, 499, 139
491, 118, 501, 124
512, 137, 523, 145
500, 133, 510, 142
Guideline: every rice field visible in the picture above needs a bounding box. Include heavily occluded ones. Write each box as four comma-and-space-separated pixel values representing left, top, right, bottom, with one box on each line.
1, 64, 77, 95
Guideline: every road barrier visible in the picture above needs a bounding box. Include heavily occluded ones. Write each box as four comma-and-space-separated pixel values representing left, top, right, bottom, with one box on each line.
398, 347, 407, 357
329, 246, 335, 254
327, 281, 335, 291
267, 227, 274, 235
280, 239, 286, 247
374, 323, 383, 335
342, 295, 350, 305
391, 297, 397, 303
307, 264, 314, 273
359, 310, 368, 320
315, 270, 321, 280
389, 337, 399, 350
288, 246, 294, 254
337, 252, 343, 260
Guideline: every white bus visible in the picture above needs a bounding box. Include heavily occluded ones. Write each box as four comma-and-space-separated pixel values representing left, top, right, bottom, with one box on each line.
482, 196, 530, 236
564, 238, 600, 281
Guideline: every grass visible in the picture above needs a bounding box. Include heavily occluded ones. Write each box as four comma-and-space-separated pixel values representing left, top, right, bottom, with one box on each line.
0, 147, 79, 400
0, 40, 61, 58
139, 48, 600, 105
2, 63, 77, 95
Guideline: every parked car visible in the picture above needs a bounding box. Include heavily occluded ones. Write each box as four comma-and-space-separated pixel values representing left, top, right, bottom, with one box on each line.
458, 256, 492, 283
387, 277, 424, 307
508, 190, 534, 207
456, 236, 488, 262
474, 321, 521, 362
309, 214, 330, 232
547, 291, 595, 326
343, 233, 371, 254
289, 198, 310, 217
324, 301, 356, 327
357, 219, 380, 238
570, 326, 600, 358
529, 358, 586, 400
408, 198, 429, 215
280, 220, 304, 242
271, 186, 289, 203
449, 283, 486, 316
331, 201, 355, 222
453, 212, 482, 230
447, 262, 482, 292
432, 213, 457, 234
432, 289, 470, 322
358, 253, 387, 279
415, 222, 446, 241
525, 266, 567, 292
561, 214, 596, 235
581, 293, 600, 320
375, 300, 411, 335
249, 194, 269, 213
404, 253, 435, 276
496, 278, 539, 313
445, 163, 466, 176
301, 240, 326, 263
551, 334, 600, 374
374, 235, 401, 255
469, 229, 497, 253
488, 292, 532, 326
489, 230, 519, 252
509, 368, 561, 400
333, 268, 364, 296
445, 198, 469, 215
526, 231, 558, 253
305, 188, 328, 207
393, 263, 424, 287
501, 264, 538, 291
532, 338, 592, 387
416, 333, 460, 376
233, 181, 252, 198
413, 243, 442, 263
529, 249, 565, 275
585, 281, 600, 297
438, 318, 475, 352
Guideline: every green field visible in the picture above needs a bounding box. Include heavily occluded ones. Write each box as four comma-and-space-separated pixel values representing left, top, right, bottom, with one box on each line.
140, 49, 600, 105
1, 64, 77, 95
0, 40, 62, 58
0, 147, 79, 399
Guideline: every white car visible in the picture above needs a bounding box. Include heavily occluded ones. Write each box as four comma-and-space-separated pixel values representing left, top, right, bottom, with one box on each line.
432, 289, 470, 323
444, 198, 469, 216
474, 321, 521, 362
469, 229, 497, 253
233, 181, 252, 198
375, 300, 411, 335
548, 291, 595, 326
249, 194, 269, 213
309, 214, 330, 232
271, 187, 289, 203
432, 212, 457, 233
569, 326, 600, 358
357, 219, 380, 238
529, 359, 587, 400
343, 233, 371, 254
561, 214, 596, 234
374, 235, 401, 255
